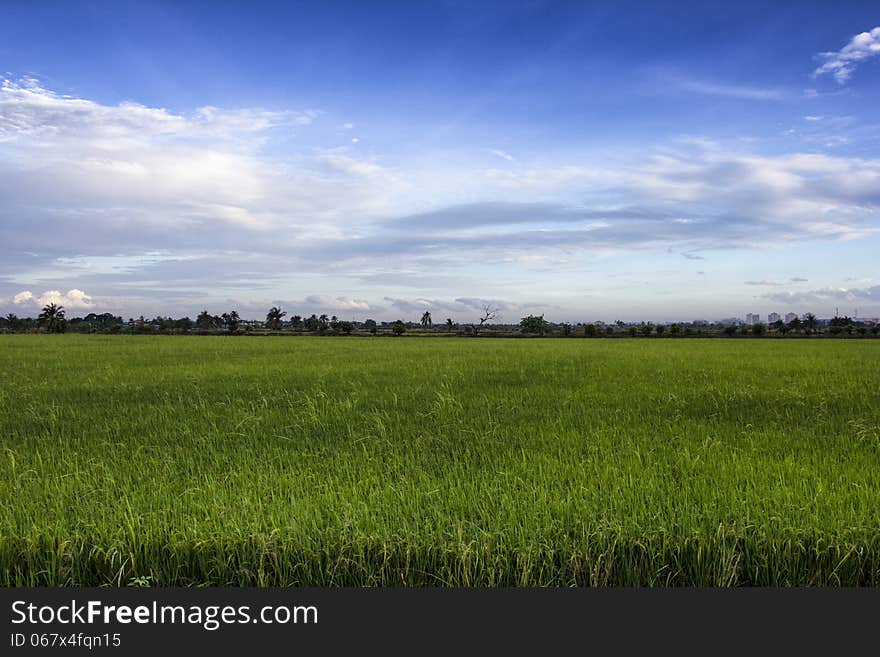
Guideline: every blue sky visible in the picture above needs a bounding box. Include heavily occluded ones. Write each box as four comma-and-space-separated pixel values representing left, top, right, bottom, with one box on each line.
1, 1, 879, 322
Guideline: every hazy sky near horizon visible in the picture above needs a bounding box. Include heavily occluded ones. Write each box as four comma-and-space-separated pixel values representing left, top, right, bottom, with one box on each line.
1, 1, 879, 322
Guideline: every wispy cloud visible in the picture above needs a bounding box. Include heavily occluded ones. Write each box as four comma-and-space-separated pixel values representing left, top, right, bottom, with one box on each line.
764, 285, 879, 305
488, 149, 516, 162
814, 26, 880, 84
675, 78, 785, 100
0, 77, 315, 142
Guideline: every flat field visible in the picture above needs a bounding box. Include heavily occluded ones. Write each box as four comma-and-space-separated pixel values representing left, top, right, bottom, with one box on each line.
1, 335, 879, 586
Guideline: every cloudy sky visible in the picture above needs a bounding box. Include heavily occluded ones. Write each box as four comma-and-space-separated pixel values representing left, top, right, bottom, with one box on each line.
1, 1, 879, 322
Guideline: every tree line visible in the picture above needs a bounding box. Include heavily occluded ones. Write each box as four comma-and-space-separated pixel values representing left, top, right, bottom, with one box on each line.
1, 302, 878, 338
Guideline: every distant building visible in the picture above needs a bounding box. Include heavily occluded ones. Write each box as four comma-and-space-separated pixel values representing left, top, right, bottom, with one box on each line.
746, 313, 761, 325
784, 312, 798, 323
768, 312, 781, 324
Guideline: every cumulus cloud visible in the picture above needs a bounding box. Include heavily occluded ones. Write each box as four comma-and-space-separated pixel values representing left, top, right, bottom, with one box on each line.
13, 289, 95, 309
814, 27, 880, 83
13, 291, 34, 304
302, 295, 371, 311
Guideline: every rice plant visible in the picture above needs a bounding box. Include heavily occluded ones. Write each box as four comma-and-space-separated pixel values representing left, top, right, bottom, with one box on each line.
1, 335, 878, 586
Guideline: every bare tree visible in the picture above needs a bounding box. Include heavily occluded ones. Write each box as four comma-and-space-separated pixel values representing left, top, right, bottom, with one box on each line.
472, 304, 498, 336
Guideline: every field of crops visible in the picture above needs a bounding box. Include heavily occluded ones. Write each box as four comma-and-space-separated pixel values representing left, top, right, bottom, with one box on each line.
1, 335, 879, 586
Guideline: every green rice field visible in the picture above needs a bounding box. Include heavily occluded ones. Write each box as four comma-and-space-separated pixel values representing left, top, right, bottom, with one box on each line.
1, 335, 879, 586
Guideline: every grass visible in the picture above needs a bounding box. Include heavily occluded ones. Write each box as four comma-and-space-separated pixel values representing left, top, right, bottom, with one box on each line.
1, 334, 879, 586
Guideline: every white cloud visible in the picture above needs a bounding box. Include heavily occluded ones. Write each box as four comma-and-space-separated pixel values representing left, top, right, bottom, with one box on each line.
629, 150, 880, 240
675, 78, 784, 100
13, 291, 34, 304
765, 285, 879, 306
0, 78, 405, 241
0, 78, 318, 142
12, 289, 95, 309
317, 153, 391, 178
481, 165, 603, 190
489, 149, 516, 162
2, 80, 880, 321
814, 26, 880, 83
303, 295, 371, 311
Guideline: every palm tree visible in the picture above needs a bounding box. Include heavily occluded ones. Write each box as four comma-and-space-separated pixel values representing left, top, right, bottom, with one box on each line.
420, 311, 432, 327
803, 313, 818, 334
265, 306, 287, 330
221, 310, 240, 333
38, 303, 66, 333
196, 310, 215, 330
